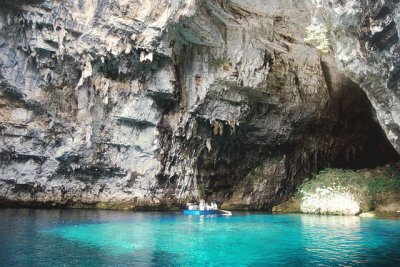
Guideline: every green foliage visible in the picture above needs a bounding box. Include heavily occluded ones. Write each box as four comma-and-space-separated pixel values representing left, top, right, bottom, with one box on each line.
296, 167, 400, 212
368, 175, 400, 194
386, 165, 400, 180
296, 169, 369, 209
296, 169, 364, 197
210, 56, 231, 71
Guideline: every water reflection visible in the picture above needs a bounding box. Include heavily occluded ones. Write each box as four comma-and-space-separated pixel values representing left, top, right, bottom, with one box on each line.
300, 214, 361, 229
299, 214, 397, 266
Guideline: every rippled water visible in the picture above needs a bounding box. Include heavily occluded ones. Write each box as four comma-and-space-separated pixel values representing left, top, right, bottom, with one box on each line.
1, 209, 400, 266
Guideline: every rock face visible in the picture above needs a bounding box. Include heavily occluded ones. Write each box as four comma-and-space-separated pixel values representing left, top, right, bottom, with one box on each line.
318, 0, 400, 152
0, 0, 398, 210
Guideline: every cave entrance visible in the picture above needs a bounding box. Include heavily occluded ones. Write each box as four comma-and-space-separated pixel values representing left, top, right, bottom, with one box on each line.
317, 62, 400, 170
191, 62, 399, 209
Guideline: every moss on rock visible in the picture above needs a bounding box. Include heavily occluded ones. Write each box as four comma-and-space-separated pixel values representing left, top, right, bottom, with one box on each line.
274, 164, 400, 216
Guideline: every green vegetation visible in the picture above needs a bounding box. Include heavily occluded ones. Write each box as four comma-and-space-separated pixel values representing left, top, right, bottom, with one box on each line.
296, 167, 400, 213
295, 169, 370, 212
368, 166, 400, 194
210, 56, 231, 71
296, 169, 365, 199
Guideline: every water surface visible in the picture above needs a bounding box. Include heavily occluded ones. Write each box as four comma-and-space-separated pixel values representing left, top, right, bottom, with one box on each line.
1, 209, 400, 266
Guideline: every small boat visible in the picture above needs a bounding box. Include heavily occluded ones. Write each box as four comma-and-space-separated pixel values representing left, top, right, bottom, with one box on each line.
183, 209, 221, 215
183, 201, 232, 216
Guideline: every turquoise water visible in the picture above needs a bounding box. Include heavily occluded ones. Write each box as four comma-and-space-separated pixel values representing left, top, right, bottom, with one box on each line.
1, 209, 400, 266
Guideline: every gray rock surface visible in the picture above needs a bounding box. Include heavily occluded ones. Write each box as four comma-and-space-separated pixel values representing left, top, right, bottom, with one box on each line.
317, 0, 400, 152
0, 0, 398, 210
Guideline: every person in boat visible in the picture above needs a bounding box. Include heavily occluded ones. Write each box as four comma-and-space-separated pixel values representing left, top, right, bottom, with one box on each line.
199, 199, 206, 211
186, 200, 218, 211
186, 202, 198, 210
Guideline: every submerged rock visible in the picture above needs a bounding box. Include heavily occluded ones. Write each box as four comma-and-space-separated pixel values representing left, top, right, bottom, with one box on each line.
0, 0, 398, 210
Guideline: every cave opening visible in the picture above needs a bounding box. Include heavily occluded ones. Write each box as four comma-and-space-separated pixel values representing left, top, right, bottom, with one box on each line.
316, 64, 400, 170
190, 65, 399, 209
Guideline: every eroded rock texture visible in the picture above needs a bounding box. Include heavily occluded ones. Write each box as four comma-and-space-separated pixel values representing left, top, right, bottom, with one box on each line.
318, 0, 400, 152
0, 0, 398, 210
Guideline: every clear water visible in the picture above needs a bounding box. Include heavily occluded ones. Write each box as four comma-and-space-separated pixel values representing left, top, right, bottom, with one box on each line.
1, 209, 400, 266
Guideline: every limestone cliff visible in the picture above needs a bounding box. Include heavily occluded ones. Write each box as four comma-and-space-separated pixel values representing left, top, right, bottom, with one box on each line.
0, 0, 398, 210
317, 0, 400, 153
